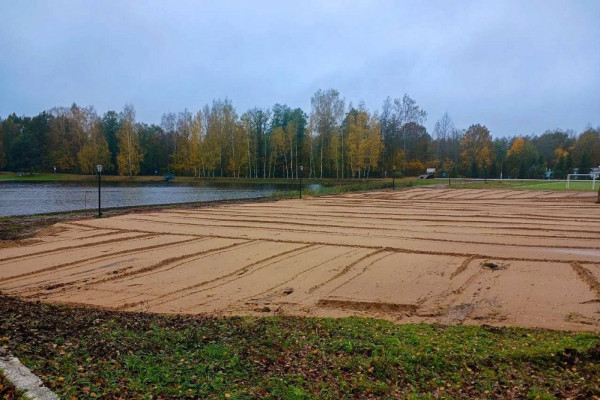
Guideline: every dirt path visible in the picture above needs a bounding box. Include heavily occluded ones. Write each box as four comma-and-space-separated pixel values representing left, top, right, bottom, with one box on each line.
1, 187, 599, 331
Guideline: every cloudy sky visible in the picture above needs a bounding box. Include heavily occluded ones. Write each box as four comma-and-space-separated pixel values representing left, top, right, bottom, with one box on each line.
1, 0, 598, 136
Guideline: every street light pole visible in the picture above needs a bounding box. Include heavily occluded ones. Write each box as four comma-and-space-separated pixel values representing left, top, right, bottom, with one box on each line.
96, 164, 103, 218
299, 165, 303, 199
392, 165, 396, 190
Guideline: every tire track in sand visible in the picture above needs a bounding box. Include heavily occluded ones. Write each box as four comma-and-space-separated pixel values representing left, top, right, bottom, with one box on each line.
0, 236, 202, 284
25, 220, 572, 265
571, 262, 600, 298
138, 211, 600, 242
0, 232, 155, 263
306, 249, 389, 295
128, 244, 320, 311
312, 251, 394, 299
415, 259, 487, 318
450, 257, 476, 280
114, 216, 600, 251
86, 240, 254, 286
241, 248, 366, 303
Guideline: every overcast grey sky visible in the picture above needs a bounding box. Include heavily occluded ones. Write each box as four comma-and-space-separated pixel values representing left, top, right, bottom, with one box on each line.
1, 0, 598, 137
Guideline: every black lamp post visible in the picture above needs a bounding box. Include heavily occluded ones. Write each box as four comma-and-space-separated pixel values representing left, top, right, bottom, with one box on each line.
392, 165, 396, 190
96, 164, 103, 217
299, 165, 303, 199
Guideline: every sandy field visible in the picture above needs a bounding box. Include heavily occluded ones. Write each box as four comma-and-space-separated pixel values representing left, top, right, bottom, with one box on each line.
1, 187, 599, 331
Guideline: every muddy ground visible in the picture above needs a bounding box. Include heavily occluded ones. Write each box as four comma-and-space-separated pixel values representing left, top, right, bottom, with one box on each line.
1, 187, 599, 331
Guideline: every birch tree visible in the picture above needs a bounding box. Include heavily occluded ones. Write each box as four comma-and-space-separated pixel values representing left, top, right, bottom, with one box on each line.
189, 110, 203, 177
393, 94, 427, 175
433, 112, 454, 161
310, 89, 345, 178
116, 104, 143, 176
77, 119, 112, 174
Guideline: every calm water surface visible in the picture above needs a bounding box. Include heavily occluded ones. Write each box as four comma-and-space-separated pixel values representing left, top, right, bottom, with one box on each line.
0, 181, 289, 216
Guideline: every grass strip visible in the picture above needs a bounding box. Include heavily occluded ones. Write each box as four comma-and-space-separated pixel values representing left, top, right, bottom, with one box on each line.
272, 178, 441, 198
2, 171, 595, 191
0, 295, 598, 399
446, 179, 597, 191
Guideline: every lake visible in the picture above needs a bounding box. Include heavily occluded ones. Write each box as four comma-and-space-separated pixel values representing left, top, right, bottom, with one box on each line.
0, 181, 308, 216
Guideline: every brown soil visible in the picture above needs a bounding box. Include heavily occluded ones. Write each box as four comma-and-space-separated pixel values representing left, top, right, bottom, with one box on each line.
1, 187, 599, 331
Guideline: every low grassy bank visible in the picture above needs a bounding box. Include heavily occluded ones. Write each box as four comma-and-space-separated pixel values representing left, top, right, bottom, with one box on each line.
0, 172, 182, 182
445, 179, 598, 191
272, 177, 439, 198
0, 295, 598, 399
0, 172, 408, 185
0, 171, 436, 188
2, 172, 596, 192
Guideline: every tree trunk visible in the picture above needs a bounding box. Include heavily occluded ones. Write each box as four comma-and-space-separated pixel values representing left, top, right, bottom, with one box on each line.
263, 132, 267, 179
320, 140, 323, 179
247, 137, 251, 178
309, 137, 314, 178
290, 140, 294, 179
341, 130, 344, 179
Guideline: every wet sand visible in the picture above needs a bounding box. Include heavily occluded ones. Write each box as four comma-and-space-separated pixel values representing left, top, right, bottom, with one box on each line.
1, 187, 599, 331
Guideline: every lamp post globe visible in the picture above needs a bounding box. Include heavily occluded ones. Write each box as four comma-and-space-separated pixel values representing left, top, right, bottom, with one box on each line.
96, 164, 103, 218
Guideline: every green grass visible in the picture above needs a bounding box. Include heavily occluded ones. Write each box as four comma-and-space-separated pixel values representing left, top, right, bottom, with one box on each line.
0, 296, 598, 399
273, 178, 443, 198
0, 172, 99, 182
0, 170, 444, 198
515, 180, 597, 191
0, 171, 439, 187
2, 172, 597, 193
0, 172, 297, 183
447, 179, 598, 191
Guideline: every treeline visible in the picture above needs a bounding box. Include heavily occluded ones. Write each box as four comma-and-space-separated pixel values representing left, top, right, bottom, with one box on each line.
1, 89, 599, 179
